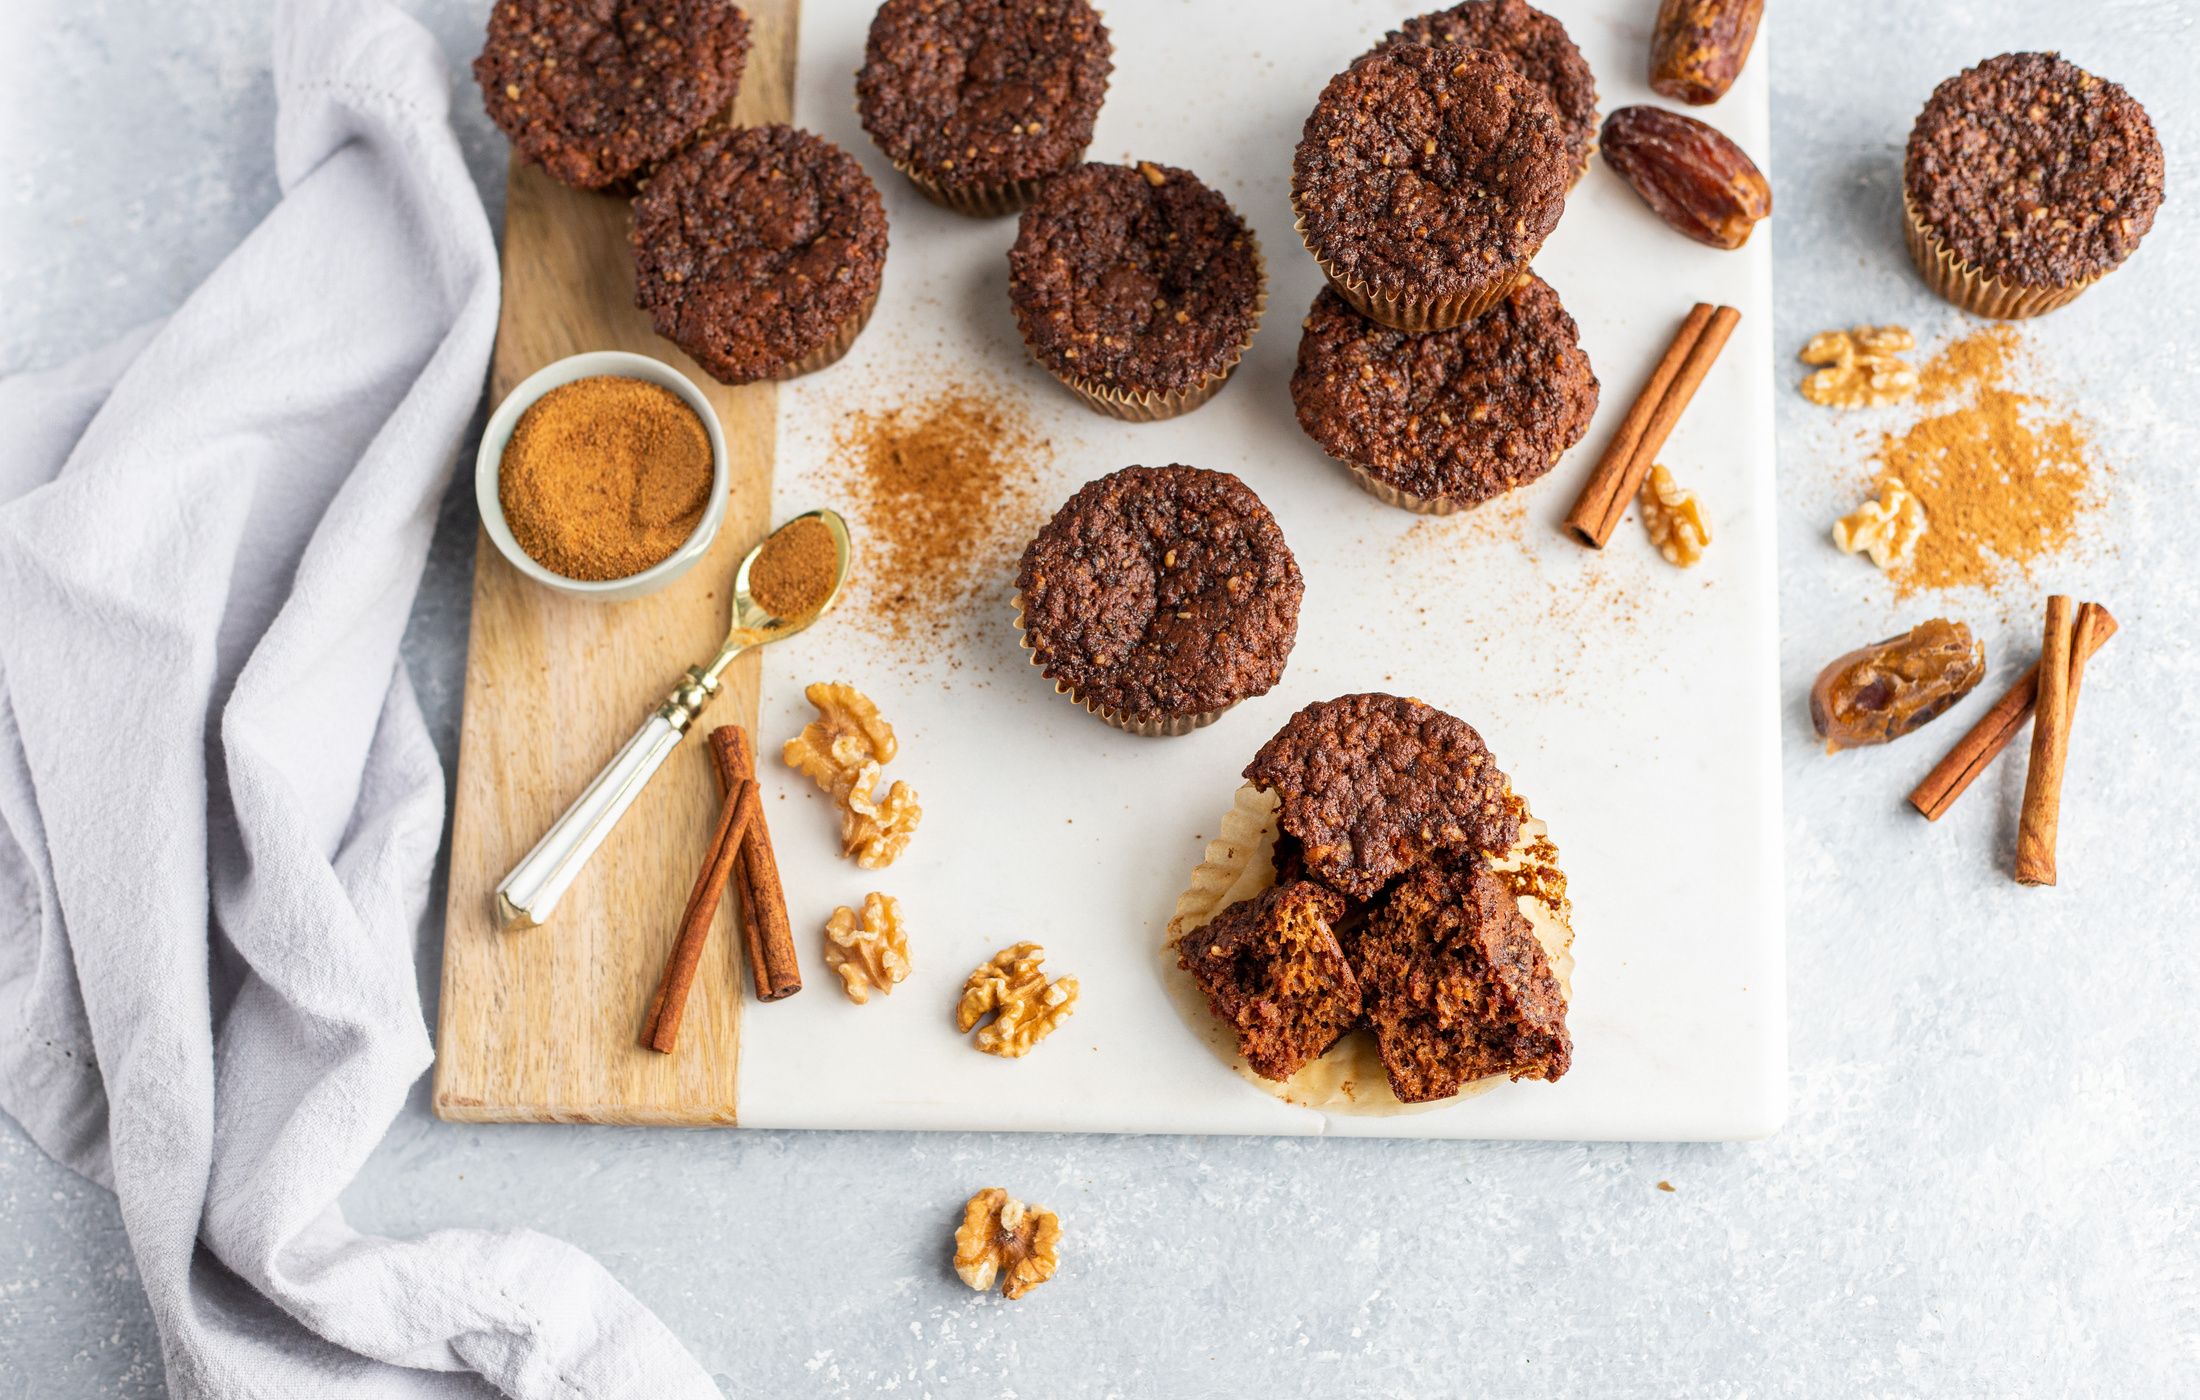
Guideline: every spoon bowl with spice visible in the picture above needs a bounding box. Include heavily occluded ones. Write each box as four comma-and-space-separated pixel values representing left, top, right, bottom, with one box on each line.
496, 509, 852, 929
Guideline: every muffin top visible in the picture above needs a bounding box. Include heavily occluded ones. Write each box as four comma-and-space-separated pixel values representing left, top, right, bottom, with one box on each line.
1009, 162, 1265, 397
475, 0, 750, 191
1905, 52, 2164, 287
1244, 693, 1517, 900
1291, 276, 1597, 507
1016, 466, 1303, 721
1363, 0, 1598, 176
858, 0, 1113, 189
631, 125, 888, 385
1292, 45, 1572, 297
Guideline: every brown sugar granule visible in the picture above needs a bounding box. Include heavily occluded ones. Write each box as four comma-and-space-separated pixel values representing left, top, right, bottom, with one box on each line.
747, 516, 838, 619
828, 385, 1050, 644
498, 376, 713, 581
1869, 325, 2100, 598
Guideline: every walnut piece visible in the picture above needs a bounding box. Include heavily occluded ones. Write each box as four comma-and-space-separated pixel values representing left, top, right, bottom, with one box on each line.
782, 681, 922, 868
1832, 478, 1928, 570
1799, 326, 1918, 408
956, 942, 1078, 1058
824, 893, 910, 1004
953, 1188, 1061, 1300
1639, 465, 1711, 567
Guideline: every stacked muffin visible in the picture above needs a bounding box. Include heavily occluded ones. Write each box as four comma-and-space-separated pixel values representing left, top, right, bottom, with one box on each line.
1287, 1, 1601, 513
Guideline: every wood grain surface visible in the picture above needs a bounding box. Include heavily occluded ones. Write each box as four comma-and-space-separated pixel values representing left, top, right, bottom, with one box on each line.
433, 1, 797, 1124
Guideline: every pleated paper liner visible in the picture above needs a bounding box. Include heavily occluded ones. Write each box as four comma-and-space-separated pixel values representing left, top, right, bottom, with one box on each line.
766, 285, 880, 382
1011, 594, 1236, 737
1162, 783, 1575, 1116
1025, 235, 1270, 423
890, 159, 1062, 218
1902, 190, 2101, 320
1290, 198, 1532, 332
1338, 445, 1566, 517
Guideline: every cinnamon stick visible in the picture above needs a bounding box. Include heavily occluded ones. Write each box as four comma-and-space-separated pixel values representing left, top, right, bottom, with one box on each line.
1909, 602, 2117, 821
642, 776, 758, 1052
719, 726, 802, 1002
2013, 596, 2076, 887
1564, 303, 1740, 547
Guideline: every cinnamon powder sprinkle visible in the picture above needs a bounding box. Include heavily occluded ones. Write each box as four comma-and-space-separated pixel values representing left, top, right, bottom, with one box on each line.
1868, 325, 2101, 598
827, 386, 1051, 644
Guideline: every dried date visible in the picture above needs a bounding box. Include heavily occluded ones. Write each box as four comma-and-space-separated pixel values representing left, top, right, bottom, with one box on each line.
1810, 618, 1986, 753
1600, 106, 1772, 250
1650, 0, 1764, 106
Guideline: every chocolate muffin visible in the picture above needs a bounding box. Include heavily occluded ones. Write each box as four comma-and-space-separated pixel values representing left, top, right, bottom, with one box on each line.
1173, 880, 1362, 1082
1291, 276, 1596, 513
1244, 693, 1517, 901
631, 125, 888, 385
1291, 45, 1573, 331
1008, 161, 1267, 421
1356, 852, 1571, 1102
1361, 0, 1598, 181
475, 0, 750, 192
857, 0, 1113, 217
1904, 52, 2165, 318
1014, 466, 1303, 736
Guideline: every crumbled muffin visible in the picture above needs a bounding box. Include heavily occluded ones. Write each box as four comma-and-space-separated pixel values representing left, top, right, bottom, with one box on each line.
1175, 881, 1362, 1081
1356, 853, 1570, 1102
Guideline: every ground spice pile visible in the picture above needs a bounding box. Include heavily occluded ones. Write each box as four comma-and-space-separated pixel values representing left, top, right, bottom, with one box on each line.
499, 375, 713, 581
828, 385, 1051, 644
1870, 325, 2101, 598
748, 515, 839, 618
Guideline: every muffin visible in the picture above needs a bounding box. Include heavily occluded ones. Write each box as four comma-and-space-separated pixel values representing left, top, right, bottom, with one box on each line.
475, 0, 750, 192
1291, 45, 1573, 331
1360, 0, 1599, 182
1355, 851, 1571, 1101
1904, 52, 2165, 319
631, 125, 888, 385
1008, 161, 1267, 421
1014, 466, 1303, 736
1243, 693, 1517, 901
857, 0, 1113, 217
1172, 880, 1362, 1082
1290, 276, 1597, 513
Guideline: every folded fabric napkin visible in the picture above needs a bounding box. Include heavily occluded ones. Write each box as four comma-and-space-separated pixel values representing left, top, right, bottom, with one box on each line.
0, 1, 718, 1394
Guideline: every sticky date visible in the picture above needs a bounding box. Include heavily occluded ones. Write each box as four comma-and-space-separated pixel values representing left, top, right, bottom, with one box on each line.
1650, 0, 1764, 107
1600, 105, 1772, 250
1811, 618, 1986, 753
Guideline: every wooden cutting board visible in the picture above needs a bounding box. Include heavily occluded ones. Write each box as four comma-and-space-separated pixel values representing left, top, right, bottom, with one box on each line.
432, 1, 797, 1124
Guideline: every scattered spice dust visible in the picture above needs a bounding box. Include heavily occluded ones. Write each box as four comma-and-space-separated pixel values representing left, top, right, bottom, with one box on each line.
826, 384, 1053, 648
1870, 324, 2103, 598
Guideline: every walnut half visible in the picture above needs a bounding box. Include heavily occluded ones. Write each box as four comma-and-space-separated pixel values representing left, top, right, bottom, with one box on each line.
1639, 465, 1711, 567
1832, 478, 1928, 570
956, 943, 1078, 1058
824, 893, 910, 1004
953, 1188, 1061, 1300
1799, 326, 1918, 408
783, 681, 922, 868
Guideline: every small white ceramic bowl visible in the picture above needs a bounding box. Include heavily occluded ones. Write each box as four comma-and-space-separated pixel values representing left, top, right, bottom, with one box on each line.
476, 350, 729, 602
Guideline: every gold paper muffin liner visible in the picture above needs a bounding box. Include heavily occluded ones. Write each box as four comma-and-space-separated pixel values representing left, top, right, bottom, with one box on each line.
1338, 445, 1566, 517
760, 284, 879, 382
1290, 202, 1530, 333
891, 159, 1063, 218
1901, 190, 2101, 320
1011, 593, 1236, 737
1163, 782, 1574, 1116
1027, 236, 1270, 423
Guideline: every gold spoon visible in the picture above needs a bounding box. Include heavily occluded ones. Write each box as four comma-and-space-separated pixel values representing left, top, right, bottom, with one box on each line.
497, 509, 852, 929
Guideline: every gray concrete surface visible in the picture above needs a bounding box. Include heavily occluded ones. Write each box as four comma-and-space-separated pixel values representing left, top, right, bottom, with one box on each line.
4, 1, 2197, 1395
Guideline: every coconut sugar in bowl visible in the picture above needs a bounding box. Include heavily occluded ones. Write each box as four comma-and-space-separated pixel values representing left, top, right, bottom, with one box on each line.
475, 351, 729, 602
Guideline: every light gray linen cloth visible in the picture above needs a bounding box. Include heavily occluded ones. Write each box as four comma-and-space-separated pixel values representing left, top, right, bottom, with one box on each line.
0, 1, 718, 1394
